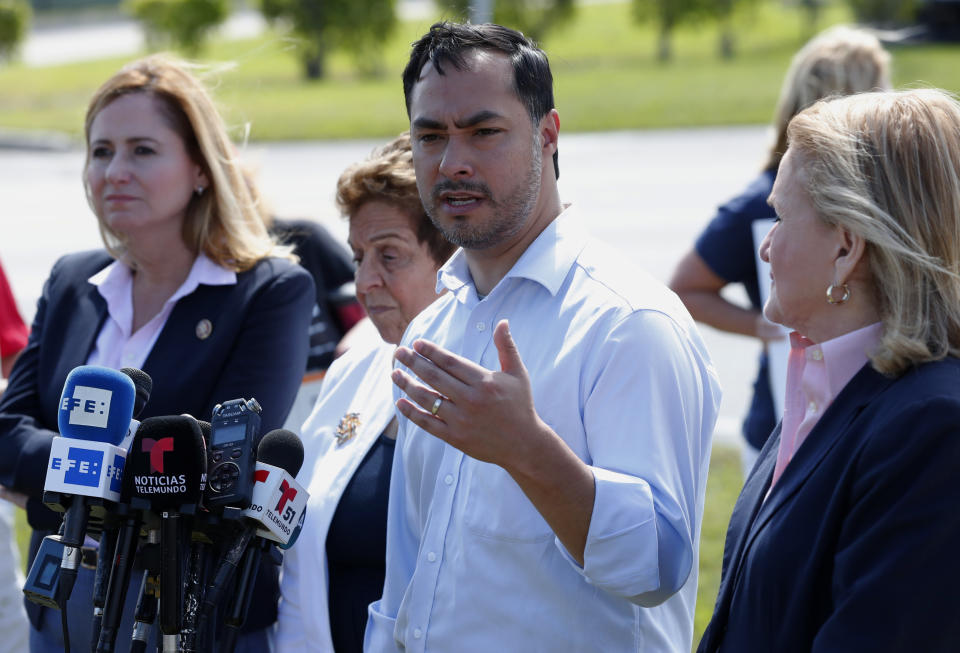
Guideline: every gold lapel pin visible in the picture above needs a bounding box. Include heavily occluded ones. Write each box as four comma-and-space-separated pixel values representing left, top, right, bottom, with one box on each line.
335, 412, 361, 445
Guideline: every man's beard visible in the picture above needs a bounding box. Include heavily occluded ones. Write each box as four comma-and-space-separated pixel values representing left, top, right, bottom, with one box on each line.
424, 139, 541, 250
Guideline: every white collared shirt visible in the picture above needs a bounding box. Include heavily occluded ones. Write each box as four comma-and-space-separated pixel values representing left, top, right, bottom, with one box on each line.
366, 205, 722, 652
86, 253, 236, 369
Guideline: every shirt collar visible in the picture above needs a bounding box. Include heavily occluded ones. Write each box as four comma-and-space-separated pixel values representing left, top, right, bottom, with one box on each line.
435, 203, 585, 300
790, 322, 882, 396
90, 252, 237, 313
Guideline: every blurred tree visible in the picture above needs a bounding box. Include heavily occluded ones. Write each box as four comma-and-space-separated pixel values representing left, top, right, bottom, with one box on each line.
632, 0, 707, 61
441, 0, 575, 42
846, 0, 917, 25
0, 0, 30, 63
800, 0, 825, 35
260, 0, 396, 80
710, 0, 760, 59
126, 0, 228, 56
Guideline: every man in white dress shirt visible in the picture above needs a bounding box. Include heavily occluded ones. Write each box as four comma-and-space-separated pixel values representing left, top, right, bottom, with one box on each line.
365, 22, 722, 653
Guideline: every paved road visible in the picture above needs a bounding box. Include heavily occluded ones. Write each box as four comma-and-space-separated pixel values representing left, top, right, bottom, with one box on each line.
0, 126, 772, 445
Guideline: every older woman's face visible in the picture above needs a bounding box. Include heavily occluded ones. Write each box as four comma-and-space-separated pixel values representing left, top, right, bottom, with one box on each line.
86, 93, 206, 242
349, 201, 441, 345
760, 149, 845, 338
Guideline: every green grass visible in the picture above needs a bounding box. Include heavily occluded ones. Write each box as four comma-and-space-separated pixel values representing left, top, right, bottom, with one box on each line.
12, 444, 744, 650
4, 2, 960, 140
694, 444, 743, 649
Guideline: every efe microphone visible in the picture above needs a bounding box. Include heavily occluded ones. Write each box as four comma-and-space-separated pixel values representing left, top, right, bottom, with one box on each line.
92, 367, 153, 651
46, 365, 135, 607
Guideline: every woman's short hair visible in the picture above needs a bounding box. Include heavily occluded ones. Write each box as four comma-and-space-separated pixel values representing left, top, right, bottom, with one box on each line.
788, 88, 960, 375
766, 25, 891, 172
336, 132, 456, 266
84, 54, 292, 271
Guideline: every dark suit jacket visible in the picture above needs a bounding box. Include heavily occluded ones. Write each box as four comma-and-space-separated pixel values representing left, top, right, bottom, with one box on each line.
698, 357, 960, 652
0, 249, 314, 631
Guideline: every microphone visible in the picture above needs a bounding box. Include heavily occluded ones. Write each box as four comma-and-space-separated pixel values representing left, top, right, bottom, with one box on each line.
201, 429, 307, 619
43, 365, 135, 607
92, 367, 153, 649
180, 420, 212, 653
121, 367, 153, 418
132, 416, 207, 652
96, 416, 206, 653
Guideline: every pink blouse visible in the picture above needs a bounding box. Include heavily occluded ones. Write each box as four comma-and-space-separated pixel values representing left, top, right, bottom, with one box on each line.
769, 322, 882, 489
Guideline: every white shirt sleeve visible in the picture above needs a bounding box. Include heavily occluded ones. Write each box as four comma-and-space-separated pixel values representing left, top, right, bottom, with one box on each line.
554, 309, 719, 606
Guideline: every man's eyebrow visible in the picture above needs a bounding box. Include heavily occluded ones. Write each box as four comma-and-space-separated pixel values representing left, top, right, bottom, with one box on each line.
412, 110, 505, 131
454, 110, 503, 129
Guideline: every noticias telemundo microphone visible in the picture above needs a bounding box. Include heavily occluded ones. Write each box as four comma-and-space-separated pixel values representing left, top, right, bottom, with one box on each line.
97, 415, 206, 653
40, 365, 136, 608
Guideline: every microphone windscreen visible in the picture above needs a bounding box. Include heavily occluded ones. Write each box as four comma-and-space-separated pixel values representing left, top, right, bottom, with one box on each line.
120, 367, 153, 418
58, 366, 136, 445
256, 429, 304, 477
122, 415, 207, 510
196, 420, 211, 446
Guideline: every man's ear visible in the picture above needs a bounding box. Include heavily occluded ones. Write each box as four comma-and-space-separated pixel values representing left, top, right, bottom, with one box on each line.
539, 109, 559, 157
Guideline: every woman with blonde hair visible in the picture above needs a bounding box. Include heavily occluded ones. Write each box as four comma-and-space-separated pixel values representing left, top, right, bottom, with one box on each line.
670, 26, 890, 476
0, 54, 314, 652
698, 88, 960, 652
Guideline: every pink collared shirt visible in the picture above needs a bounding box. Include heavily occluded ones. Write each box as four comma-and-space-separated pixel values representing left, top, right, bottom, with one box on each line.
86, 253, 236, 370
769, 322, 883, 489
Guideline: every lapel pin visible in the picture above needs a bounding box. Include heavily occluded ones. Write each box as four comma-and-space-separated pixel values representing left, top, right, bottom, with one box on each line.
335, 412, 361, 445
195, 319, 213, 340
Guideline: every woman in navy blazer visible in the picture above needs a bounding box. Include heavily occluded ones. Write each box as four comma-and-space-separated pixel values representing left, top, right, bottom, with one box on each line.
0, 56, 314, 652
698, 89, 960, 652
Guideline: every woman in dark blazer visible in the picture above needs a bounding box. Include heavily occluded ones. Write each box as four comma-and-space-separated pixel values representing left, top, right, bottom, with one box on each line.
698, 88, 960, 652
0, 55, 313, 652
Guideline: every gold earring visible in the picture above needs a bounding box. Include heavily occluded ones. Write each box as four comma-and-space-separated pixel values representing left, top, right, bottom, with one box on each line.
826, 283, 850, 304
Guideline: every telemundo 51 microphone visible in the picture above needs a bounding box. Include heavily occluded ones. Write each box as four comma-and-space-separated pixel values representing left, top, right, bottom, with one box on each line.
42, 365, 135, 608
201, 429, 308, 619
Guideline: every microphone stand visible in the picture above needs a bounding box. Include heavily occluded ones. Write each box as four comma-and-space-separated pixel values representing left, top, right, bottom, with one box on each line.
129, 570, 158, 653
220, 538, 270, 653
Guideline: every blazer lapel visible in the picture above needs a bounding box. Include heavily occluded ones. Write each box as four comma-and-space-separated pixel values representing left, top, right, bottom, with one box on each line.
704, 365, 896, 651
705, 423, 780, 646
54, 281, 108, 382
141, 284, 227, 385
745, 364, 895, 550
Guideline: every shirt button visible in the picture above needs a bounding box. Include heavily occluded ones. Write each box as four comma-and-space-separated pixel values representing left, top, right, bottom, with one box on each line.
808, 401, 817, 413
811, 349, 823, 361
413, 628, 423, 639
476, 322, 485, 331
444, 474, 454, 485
427, 552, 437, 562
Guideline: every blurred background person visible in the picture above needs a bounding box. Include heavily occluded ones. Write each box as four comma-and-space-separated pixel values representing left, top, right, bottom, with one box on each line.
699, 87, 960, 652
0, 257, 29, 394
0, 255, 30, 653
240, 162, 368, 432
274, 132, 455, 653
266, 215, 365, 431
0, 54, 314, 652
669, 25, 890, 477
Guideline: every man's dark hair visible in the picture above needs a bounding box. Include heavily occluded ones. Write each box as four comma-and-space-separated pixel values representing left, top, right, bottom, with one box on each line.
402, 21, 559, 179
